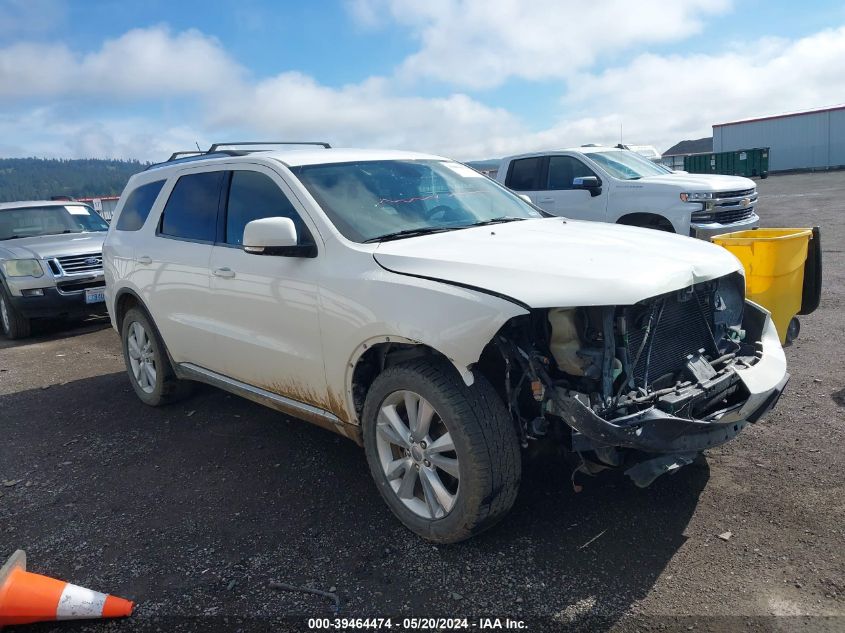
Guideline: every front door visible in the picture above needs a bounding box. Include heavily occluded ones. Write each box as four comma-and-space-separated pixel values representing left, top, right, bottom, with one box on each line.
206, 166, 330, 412
544, 155, 608, 221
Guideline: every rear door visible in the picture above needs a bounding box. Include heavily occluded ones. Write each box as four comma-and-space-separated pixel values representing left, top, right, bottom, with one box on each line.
503, 156, 549, 211
134, 168, 224, 371
206, 165, 329, 406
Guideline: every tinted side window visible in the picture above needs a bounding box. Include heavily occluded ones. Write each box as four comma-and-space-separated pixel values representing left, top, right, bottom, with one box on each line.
547, 156, 597, 190
159, 172, 223, 241
225, 171, 310, 245
506, 157, 543, 191
115, 180, 165, 231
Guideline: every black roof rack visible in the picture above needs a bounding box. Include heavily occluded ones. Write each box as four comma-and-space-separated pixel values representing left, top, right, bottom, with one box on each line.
167, 151, 205, 161
208, 141, 331, 151
145, 150, 249, 171
145, 141, 332, 171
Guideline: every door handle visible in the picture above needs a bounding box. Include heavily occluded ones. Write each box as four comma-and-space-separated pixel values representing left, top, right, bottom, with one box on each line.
212, 267, 236, 279
136, 256, 152, 265
538, 197, 555, 203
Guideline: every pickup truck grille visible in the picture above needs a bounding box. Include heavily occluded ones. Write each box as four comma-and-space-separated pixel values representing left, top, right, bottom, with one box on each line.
713, 207, 755, 224
55, 252, 103, 274
693, 188, 758, 225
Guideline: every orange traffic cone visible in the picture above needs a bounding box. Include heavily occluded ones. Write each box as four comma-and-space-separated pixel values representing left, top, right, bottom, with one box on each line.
0, 550, 133, 627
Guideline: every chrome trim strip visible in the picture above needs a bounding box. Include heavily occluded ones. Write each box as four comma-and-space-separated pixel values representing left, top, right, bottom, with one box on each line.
175, 362, 343, 424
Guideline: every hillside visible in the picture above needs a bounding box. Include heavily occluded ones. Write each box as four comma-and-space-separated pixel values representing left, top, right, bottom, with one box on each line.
0, 158, 149, 202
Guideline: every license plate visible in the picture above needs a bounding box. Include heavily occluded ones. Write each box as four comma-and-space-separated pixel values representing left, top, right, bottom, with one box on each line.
85, 287, 105, 304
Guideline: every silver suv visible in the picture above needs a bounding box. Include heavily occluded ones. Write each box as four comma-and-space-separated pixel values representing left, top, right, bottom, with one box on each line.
0, 200, 109, 339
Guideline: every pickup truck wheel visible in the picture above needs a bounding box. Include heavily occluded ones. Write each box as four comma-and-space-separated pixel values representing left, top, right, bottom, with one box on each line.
0, 286, 32, 339
121, 307, 190, 406
362, 359, 521, 543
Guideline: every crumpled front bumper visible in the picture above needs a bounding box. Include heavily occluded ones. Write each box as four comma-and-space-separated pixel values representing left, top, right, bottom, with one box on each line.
551, 301, 788, 456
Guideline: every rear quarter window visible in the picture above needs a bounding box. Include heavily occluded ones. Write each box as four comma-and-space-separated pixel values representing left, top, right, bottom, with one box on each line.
115, 180, 166, 231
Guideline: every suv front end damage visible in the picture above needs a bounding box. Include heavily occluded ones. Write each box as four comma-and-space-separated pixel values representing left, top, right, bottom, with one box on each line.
489, 272, 788, 487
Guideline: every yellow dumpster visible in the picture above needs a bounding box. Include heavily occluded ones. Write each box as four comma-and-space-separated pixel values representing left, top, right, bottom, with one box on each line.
711, 227, 822, 344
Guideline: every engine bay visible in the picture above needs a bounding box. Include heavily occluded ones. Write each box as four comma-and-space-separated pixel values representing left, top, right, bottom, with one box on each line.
486, 272, 771, 484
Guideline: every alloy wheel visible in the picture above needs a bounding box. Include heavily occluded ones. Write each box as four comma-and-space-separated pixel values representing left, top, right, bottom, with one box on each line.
375, 390, 460, 519
126, 320, 157, 394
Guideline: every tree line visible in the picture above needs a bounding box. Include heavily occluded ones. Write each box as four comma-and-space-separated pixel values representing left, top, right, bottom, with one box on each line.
0, 158, 149, 202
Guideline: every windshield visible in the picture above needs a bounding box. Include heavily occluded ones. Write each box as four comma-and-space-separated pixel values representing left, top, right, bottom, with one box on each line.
0, 205, 108, 240
586, 151, 671, 180
291, 159, 543, 242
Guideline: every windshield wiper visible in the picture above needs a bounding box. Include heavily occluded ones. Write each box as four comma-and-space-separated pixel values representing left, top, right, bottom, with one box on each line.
364, 226, 457, 243
462, 216, 527, 228
364, 217, 527, 243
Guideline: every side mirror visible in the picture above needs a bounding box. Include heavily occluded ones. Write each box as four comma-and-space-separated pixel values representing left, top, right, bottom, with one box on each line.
573, 176, 602, 197
243, 217, 316, 257
518, 194, 533, 204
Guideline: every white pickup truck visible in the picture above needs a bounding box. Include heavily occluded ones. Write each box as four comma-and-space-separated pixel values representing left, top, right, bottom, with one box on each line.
496, 146, 760, 239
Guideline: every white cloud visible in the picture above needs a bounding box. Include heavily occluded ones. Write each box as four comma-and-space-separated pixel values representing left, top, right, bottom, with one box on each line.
562, 26, 845, 152
0, 106, 208, 160
210, 24, 845, 158
210, 73, 524, 157
349, 0, 732, 89
1, 17, 845, 162
0, 26, 242, 98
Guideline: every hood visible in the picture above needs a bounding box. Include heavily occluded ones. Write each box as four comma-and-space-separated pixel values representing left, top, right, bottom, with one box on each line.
637, 173, 755, 191
0, 232, 106, 260
373, 218, 742, 308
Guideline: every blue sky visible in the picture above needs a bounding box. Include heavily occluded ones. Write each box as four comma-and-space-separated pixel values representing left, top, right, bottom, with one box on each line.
1, 0, 845, 161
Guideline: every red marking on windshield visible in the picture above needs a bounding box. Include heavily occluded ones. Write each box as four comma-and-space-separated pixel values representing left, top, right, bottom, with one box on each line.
376, 190, 485, 206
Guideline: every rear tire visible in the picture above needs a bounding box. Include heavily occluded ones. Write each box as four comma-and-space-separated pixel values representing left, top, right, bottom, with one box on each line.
121, 307, 191, 406
0, 286, 32, 339
362, 358, 521, 543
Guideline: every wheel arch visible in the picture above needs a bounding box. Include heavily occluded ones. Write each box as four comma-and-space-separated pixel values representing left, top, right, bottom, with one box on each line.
346, 336, 481, 426
114, 287, 148, 329
113, 288, 175, 368
616, 212, 677, 232
345, 325, 520, 428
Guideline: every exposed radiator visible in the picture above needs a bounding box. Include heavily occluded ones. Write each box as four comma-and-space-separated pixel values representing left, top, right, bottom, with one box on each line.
626, 285, 718, 388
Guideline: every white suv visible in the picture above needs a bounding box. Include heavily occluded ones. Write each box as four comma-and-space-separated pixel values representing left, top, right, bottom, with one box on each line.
104, 143, 789, 542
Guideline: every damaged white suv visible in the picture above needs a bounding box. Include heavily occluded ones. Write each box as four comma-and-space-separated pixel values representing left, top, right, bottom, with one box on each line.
104, 143, 789, 543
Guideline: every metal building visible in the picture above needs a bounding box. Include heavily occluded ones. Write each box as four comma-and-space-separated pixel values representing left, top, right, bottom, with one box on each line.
713, 105, 845, 172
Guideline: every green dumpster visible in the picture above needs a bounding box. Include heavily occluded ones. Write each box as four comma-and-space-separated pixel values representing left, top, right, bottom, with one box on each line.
685, 148, 769, 178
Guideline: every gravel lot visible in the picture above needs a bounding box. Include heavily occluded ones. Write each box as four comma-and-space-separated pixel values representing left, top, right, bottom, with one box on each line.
1, 171, 844, 632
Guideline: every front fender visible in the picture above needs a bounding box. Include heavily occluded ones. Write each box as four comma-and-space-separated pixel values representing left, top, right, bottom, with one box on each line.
319, 266, 528, 424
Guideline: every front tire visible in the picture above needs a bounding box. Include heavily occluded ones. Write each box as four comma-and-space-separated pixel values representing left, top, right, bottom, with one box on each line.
0, 286, 31, 339
362, 359, 521, 543
121, 307, 190, 406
